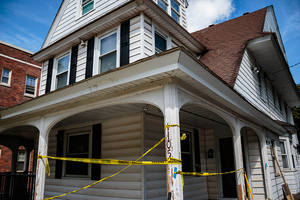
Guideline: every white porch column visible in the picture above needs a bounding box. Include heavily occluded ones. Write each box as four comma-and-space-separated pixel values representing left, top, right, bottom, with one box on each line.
233, 126, 246, 200
163, 83, 183, 200
35, 117, 48, 200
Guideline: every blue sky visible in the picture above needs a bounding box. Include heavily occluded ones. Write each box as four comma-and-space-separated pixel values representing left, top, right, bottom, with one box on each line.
0, 0, 299, 84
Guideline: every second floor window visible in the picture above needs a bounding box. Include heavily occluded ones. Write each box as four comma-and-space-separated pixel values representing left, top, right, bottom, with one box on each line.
1, 69, 11, 86
171, 0, 180, 22
82, 0, 94, 15
25, 76, 37, 96
56, 54, 70, 89
99, 32, 117, 73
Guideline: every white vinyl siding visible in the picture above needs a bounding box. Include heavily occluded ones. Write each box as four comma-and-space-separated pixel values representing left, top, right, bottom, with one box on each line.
48, 0, 130, 46
234, 48, 288, 122
45, 114, 143, 199
246, 129, 265, 200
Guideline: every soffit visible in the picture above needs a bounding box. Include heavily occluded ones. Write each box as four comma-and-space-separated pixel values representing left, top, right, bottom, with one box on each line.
247, 34, 300, 106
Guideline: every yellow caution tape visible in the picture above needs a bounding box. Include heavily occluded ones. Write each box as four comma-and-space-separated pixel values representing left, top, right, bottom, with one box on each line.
245, 172, 254, 200
175, 167, 243, 176
180, 133, 187, 140
164, 124, 180, 129
38, 155, 181, 166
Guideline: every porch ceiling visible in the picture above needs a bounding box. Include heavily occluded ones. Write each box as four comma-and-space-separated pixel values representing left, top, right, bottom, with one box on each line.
54, 103, 228, 129
0, 126, 38, 140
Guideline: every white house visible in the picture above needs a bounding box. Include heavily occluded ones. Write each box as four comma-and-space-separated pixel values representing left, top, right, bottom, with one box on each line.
0, 0, 299, 200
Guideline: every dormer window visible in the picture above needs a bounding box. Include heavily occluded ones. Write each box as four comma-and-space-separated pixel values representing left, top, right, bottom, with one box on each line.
82, 0, 94, 15
158, 0, 168, 12
171, 0, 180, 22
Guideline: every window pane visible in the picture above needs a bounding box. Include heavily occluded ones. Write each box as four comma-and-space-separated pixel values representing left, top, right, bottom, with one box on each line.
68, 134, 89, 154
158, 0, 167, 11
171, 10, 179, 22
280, 142, 286, 154
100, 52, 116, 73
1, 77, 8, 83
182, 154, 192, 172
171, 0, 179, 13
101, 33, 117, 55
57, 55, 69, 74
66, 154, 88, 175
18, 151, 25, 161
57, 72, 68, 89
3, 69, 9, 77
26, 77, 36, 86
83, 0, 94, 15
282, 155, 289, 168
155, 33, 166, 53
17, 162, 24, 171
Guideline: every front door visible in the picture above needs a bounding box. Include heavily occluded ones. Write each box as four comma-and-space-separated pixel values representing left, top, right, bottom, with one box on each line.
219, 137, 237, 198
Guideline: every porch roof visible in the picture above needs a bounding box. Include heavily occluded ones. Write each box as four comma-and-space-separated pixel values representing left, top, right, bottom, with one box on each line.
0, 47, 286, 136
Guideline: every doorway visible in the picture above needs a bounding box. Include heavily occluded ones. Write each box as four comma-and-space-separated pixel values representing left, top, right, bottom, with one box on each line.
219, 137, 237, 198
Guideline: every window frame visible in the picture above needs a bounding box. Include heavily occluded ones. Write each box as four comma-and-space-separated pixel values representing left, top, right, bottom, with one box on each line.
81, 0, 94, 16
279, 140, 289, 169
96, 28, 120, 75
154, 30, 167, 54
63, 130, 92, 178
52, 51, 71, 90
24, 75, 38, 97
157, 0, 168, 12
0, 68, 12, 87
17, 150, 26, 172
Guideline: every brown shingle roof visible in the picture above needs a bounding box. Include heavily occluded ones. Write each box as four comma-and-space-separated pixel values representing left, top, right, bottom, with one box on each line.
191, 7, 268, 87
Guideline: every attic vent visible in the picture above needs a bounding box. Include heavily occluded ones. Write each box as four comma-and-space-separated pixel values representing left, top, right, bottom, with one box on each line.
243, 12, 249, 15
209, 24, 214, 27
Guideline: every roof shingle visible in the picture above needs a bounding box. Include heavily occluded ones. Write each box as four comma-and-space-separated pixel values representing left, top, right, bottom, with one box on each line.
191, 7, 268, 87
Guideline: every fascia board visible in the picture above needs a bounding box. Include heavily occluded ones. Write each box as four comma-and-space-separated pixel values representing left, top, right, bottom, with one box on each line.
0, 50, 181, 120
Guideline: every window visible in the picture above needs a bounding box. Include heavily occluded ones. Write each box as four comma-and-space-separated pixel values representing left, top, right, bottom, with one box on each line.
280, 141, 289, 168
171, 0, 180, 22
155, 31, 167, 53
82, 0, 94, 15
25, 76, 37, 96
56, 54, 70, 89
158, 0, 168, 12
278, 96, 282, 112
17, 150, 25, 172
99, 32, 117, 73
257, 71, 264, 98
1, 69, 11, 86
66, 132, 90, 176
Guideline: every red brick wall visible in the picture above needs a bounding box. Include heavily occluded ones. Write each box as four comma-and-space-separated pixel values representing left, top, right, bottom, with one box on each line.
0, 43, 42, 108
0, 145, 12, 172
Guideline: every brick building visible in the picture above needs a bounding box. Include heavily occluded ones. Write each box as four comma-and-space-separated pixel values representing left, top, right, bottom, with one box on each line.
0, 40, 42, 109
0, 41, 41, 174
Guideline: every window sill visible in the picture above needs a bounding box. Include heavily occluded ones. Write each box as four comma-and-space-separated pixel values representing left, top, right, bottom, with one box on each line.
24, 93, 36, 98
76, 8, 95, 22
0, 83, 10, 87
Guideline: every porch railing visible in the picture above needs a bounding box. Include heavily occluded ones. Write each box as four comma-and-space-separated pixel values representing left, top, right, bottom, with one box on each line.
0, 172, 35, 200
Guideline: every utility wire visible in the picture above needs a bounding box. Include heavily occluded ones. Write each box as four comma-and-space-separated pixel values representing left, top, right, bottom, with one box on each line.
271, 62, 300, 75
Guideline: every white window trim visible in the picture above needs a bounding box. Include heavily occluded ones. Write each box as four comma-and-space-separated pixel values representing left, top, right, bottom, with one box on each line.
152, 24, 171, 54
279, 140, 290, 169
180, 127, 196, 173
17, 150, 26, 172
51, 51, 71, 91
63, 128, 92, 178
0, 68, 12, 87
95, 27, 120, 75
81, 0, 95, 16
24, 76, 38, 98
170, 0, 181, 23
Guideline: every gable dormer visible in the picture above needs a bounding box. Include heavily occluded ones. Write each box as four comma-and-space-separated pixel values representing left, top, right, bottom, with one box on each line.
42, 0, 189, 49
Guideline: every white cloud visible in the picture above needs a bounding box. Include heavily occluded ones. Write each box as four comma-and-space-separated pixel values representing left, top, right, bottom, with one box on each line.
187, 0, 235, 33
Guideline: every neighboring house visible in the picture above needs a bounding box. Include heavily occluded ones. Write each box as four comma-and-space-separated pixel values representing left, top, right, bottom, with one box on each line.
0, 41, 41, 174
0, 1, 299, 200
